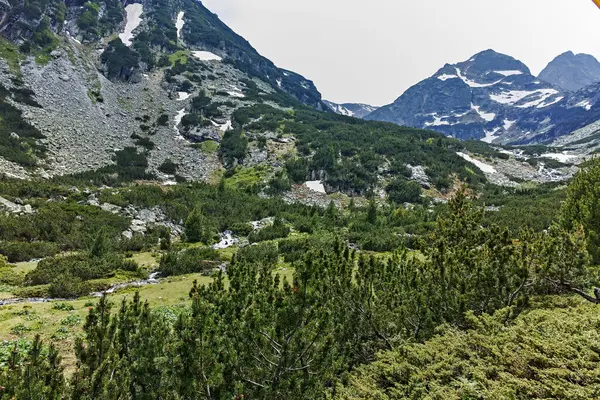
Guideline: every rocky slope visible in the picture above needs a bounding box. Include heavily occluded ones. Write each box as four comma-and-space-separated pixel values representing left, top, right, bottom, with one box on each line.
539, 51, 600, 92
365, 49, 600, 145
0, 0, 327, 181
323, 100, 378, 118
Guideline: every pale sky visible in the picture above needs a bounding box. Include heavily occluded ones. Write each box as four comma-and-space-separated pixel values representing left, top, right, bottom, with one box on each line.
202, 0, 600, 106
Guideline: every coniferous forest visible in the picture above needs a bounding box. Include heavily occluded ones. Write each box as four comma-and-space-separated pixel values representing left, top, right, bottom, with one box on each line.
1, 157, 600, 398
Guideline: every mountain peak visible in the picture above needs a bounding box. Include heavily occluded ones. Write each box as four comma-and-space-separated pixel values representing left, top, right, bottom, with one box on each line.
539, 51, 600, 92
324, 101, 379, 118
460, 50, 531, 76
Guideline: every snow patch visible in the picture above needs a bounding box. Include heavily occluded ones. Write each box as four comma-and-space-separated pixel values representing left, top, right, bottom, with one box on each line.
212, 231, 238, 249
177, 92, 190, 101
119, 3, 143, 47
456, 152, 497, 174
437, 74, 459, 81
455, 67, 502, 88
219, 120, 233, 132
537, 96, 564, 108
489, 89, 559, 108
481, 127, 501, 143
305, 181, 326, 193
173, 109, 186, 134
227, 88, 245, 98
503, 119, 516, 130
276, 78, 282, 88
191, 51, 222, 61
494, 70, 523, 76
424, 114, 450, 127
175, 11, 185, 40
471, 104, 496, 122
329, 104, 354, 117
576, 100, 593, 111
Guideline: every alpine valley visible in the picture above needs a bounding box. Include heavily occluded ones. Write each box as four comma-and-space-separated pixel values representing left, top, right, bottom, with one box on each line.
3, 1, 600, 399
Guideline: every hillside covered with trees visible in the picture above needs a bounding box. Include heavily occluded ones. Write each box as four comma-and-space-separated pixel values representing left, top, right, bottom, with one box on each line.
1, 156, 600, 398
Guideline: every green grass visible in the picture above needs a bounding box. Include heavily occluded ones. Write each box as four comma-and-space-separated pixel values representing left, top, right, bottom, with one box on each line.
12, 260, 39, 276
193, 140, 219, 154
0, 39, 23, 76
224, 166, 270, 191
169, 50, 188, 66
0, 273, 214, 371
34, 52, 52, 66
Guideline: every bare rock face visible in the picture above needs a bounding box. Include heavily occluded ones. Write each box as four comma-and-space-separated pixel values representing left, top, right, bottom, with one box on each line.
539, 52, 600, 92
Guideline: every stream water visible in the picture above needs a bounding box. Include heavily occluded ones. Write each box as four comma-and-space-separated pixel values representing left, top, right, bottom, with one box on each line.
0, 272, 162, 306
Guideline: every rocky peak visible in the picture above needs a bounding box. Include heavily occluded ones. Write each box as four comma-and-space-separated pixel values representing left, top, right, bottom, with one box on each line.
461, 49, 531, 76
323, 101, 378, 119
538, 51, 600, 92
365, 49, 565, 143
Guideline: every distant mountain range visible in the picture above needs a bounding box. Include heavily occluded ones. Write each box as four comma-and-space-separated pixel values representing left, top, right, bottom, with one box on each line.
539, 51, 600, 92
323, 101, 378, 118
363, 50, 600, 144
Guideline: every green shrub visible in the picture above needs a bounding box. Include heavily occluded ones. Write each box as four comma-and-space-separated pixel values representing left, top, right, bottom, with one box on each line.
386, 177, 423, 204
100, 39, 140, 81
0, 266, 23, 286
0, 241, 58, 262
248, 218, 289, 243
60, 314, 82, 326
236, 242, 278, 266
158, 159, 178, 175
159, 247, 219, 276
48, 274, 91, 298
52, 302, 75, 311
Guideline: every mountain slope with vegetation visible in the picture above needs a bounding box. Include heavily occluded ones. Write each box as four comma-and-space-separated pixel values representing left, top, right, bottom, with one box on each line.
0, 1, 600, 399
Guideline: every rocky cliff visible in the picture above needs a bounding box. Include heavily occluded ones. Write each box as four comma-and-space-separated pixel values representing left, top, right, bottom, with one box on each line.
539, 51, 600, 92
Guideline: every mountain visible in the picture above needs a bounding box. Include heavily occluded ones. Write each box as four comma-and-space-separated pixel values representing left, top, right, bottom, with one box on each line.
0, 0, 333, 181
365, 49, 600, 145
366, 50, 564, 142
323, 100, 378, 118
538, 51, 600, 92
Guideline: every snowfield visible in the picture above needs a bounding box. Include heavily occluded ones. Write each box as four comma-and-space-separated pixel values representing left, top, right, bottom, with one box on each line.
437, 74, 459, 81
576, 100, 593, 111
481, 127, 501, 143
173, 109, 186, 134
541, 152, 577, 163
494, 70, 523, 76
457, 152, 497, 174
192, 51, 222, 61
305, 181, 326, 193
490, 89, 560, 108
176, 11, 185, 40
119, 3, 143, 46
455, 67, 502, 88
424, 114, 450, 127
177, 92, 190, 101
471, 104, 496, 122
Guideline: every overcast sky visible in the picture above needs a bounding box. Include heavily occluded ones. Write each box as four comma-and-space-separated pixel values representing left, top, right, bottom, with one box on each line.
202, 0, 600, 106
